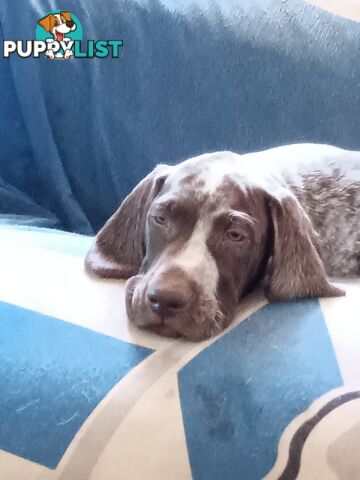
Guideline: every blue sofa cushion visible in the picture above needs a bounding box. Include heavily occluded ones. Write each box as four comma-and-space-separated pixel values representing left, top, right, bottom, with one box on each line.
1, 0, 359, 233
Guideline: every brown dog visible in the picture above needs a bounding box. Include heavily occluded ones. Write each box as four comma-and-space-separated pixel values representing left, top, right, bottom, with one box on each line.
86, 144, 360, 340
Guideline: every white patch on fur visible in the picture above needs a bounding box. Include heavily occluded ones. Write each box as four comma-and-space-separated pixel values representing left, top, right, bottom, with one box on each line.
166, 150, 285, 200
229, 210, 256, 224
162, 144, 360, 217
173, 218, 218, 299
195, 151, 242, 193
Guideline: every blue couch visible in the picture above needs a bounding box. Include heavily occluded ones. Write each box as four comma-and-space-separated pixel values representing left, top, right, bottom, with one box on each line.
1, 0, 360, 233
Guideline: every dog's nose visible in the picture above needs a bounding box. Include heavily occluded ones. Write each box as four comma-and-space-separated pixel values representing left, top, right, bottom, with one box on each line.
66, 20, 74, 28
147, 288, 186, 315
146, 268, 193, 318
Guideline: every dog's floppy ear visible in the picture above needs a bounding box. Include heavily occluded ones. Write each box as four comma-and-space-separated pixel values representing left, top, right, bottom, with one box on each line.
38, 14, 53, 32
265, 194, 344, 301
85, 165, 171, 279
60, 11, 72, 22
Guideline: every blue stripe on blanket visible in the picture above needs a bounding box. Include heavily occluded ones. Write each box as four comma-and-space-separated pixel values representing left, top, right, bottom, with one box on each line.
0, 301, 152, 469
178, 299, 343, 480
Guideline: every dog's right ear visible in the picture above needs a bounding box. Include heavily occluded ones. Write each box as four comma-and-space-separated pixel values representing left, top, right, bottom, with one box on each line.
85, 165, 172, 280
38, 14, 52, 32
265, 194, 344, 301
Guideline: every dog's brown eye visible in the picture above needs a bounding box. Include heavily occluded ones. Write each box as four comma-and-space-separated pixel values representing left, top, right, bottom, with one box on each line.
54, 21, 59, 25
227, 230, 245, 242
153, 215, 166, 226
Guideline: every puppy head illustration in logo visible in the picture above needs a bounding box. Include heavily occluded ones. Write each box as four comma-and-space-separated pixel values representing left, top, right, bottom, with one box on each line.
37, 11, 81, 59
3, 12, 121, 59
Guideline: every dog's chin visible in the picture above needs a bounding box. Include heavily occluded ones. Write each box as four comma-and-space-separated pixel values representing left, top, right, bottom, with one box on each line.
136, 314, 221, 342
142, 324, 182, 339
125, 275, 228, 341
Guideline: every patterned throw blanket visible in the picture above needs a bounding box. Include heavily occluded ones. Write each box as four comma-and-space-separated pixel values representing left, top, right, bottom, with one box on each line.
0, 226, 359, 480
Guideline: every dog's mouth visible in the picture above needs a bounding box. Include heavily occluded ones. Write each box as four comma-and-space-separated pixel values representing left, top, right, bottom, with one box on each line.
56, 31, 64, 42
125, 275, 226, 341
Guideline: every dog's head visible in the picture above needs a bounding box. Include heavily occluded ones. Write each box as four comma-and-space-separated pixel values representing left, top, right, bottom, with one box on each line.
38, 12, 76, 41
86, 152, 343, 340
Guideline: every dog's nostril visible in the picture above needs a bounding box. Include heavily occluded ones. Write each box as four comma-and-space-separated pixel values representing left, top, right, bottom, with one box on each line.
147, 290, 186, 314
168, 300, 184, 310
148, 293, 158, 304
148, 295, 161, 311
147, 293, 162, 312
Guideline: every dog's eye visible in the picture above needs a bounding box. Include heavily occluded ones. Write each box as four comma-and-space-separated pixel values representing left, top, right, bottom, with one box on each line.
153, 214, 166, 226
227, 230, 245, 242
54, 21, 59, 25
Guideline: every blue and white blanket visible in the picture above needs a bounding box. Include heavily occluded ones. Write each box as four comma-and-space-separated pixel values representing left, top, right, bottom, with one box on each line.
0, 226, 359, 479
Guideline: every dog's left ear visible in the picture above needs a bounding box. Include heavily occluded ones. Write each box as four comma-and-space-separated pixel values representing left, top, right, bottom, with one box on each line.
265, 194, 344, 301
85, 165, 172, 280
60, 11, 72, 22
38, 14, 52, 32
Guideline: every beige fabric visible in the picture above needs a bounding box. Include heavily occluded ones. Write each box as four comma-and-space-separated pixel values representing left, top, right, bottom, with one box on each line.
305, 0, 360, 21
